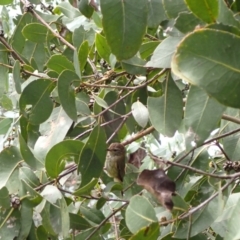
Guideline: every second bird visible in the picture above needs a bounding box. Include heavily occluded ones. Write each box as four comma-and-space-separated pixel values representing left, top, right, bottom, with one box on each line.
105, 143, 126, 182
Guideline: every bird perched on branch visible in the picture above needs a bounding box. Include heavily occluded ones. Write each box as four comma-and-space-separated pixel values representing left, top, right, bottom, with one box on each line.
137, 169, 176, 210
105, 142, 126, 182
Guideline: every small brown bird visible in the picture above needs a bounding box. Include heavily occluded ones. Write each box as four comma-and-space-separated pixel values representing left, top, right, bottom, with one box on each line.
137, 169, 176, 210
105, 143, 126, 182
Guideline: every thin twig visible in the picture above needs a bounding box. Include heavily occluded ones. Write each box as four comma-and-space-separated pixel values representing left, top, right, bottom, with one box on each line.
106, 116, 128, 144
85, 202, 128, 240
122, 126, 155, 146
174, 127, 240, 164
150, 153, 240, 179
222, 114, 240, 125
215, 141, 231, 161
179, 178, 236, 219
0, 36, 25, 63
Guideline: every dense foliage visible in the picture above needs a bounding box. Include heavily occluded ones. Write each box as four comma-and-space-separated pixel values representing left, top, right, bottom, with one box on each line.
0, 0, 240, 239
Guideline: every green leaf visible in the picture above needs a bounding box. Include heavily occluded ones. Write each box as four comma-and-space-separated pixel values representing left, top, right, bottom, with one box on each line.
175, 197, 219, 238
95, 33, 111, 64
148, 72, 183, 136
69, 213, 91, 230
78, 40, 89, 71
54, 2, 80, 18
162, 0, 189, 18
217, 0, 240, 28
0, 209, 20, 239
0, 146, 22, 189
0, 118, 12, 135
0, 187, 10, 209
122, 56, 146, 75
19, 167, 40, 188
130, 222, 160, 240
139, 41, 160, 60
131, 100, 149, 128
78, 125, 107, 186
45, 140, 84, 178
172, 29, 240, 108
100, 0, 148, 60
74, 178, 98, 196
175, 12, 205, 34
126, 195, 157, 234
185, 0, 218, 23
58, 70, 80, 121
73, 26, 95, 49
80, 205, 105, 224
41, 187, 70, 238
19, 79, 55, 125
146, 37, 182, 68
0, 0, 13, 5
46, 54, 75, 75
185, 85, 225, 144
22, 23, 54, 43
148, 0, 166, 28
0, 95, 13, 111
17, 199, 33, 240
13, 60, 22, 94
79, 0, 94, 18
73, 49, 81, 78
19, 133, 42, 170
33, 107, 73, 160
221, 108, 240, 161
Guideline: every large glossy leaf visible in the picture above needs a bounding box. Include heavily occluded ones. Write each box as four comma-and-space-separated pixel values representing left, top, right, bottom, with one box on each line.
41, 186, 70, 238
69, 213, 91, 230
175, 12, 205, 34
185, 85, 225, 144
46, 55, 75, 75
131, 100, 149, 128
125, 195, 157, 234
172, 29, 240, 108
22, 23, 54, 43
147, 0, 166, 28
162, 0, 189, 18
100, 0, 148, 60
78, 125, 106, 186
148, 72, 183, 136
0, 187, 10, 209
33, 107, 73, 160
0, 146, 22, 189
58, 70, 80, 121
217, 0, 240, 28
45, 140, 84, 178
79, 0, 94, 18
0, 118, 12, 135
146, 37, 182, 68
19, 79, 55, 125
185, 0, 218, 23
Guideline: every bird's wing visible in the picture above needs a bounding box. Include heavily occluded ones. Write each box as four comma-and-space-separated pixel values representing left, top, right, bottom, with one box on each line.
117, 159, 125, 182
